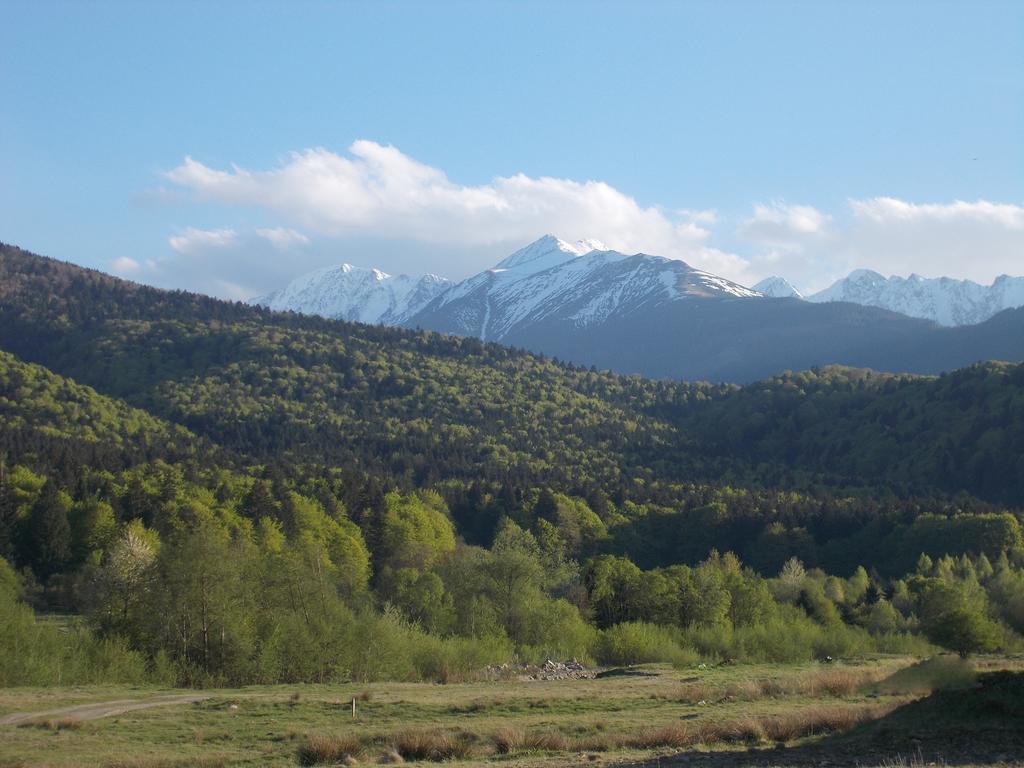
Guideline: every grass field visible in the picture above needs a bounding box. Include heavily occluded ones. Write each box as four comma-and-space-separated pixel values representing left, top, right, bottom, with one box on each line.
1, 656, 1021, 768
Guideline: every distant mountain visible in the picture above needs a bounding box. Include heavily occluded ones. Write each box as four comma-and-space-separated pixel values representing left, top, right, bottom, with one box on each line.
807, 270, 1024, 326
753, 276, 803, 298
251, 236, 1024, 381
410, 235, 760, 341
501, 292, 1024, 382
254, 263, 450, 325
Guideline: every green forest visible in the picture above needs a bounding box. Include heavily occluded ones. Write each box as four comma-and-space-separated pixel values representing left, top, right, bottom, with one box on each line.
2, 243, 1024, 687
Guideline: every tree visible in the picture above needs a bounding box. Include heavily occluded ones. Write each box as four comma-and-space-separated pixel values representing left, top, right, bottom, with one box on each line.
89, 520, 160, 637
776, 557, 807, 602
533, 489, 559, 526
924, 607, 1002, 657
485, 521, 545, 643
0, 466, 16, 561
389, 568, 453, 634
69, 497, 117, 566
147, 524, 256, 682
23, 480, 72, 579
586, 554, 644, 628
380, 491, 456, 570
239, 480, 278, 522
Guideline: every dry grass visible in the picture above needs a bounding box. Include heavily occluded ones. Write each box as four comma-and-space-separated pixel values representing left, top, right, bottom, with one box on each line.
102, 759, 227, 768
492, 726, 526, 754
389, 728, 475, 761
676, 666, 890, 704
295, 696, 896, 764
296, 734, 366, 766
757, 704, 889, 742
15, 717, 83, 731
486, 701, 897, 757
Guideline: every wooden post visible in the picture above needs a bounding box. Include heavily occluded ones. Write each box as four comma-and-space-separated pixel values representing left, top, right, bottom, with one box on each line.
351, 696, 356, 718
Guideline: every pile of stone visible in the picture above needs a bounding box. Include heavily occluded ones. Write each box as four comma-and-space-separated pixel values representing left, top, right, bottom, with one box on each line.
484, 658, 595, 682
530, 658, 594, 681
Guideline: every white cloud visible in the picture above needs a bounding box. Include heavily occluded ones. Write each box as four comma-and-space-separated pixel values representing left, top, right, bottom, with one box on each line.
736, 198, 1024, 293
256, 227, 310, 249
165, 141, 733, 271
849, 197, 1024, 228
168, 227, 238, 254
841, 198, 1024, 286
739, 202, 831, 247
152, 142, 1024, 298
110, 256, 140, 275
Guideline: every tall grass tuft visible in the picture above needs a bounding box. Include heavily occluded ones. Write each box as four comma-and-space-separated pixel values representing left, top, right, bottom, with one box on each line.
390, 728, 475, 761
296, 734, 365, 766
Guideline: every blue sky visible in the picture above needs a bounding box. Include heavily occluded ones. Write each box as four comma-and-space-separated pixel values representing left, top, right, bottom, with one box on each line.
2, 0, 1022, 298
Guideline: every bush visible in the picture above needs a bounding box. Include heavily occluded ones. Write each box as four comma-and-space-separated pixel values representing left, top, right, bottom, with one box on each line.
412, 633, 514, 682
596, 622, 698, 666
517, 599, 597, 665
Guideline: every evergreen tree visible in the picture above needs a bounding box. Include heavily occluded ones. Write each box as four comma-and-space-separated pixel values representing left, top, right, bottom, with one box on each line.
533, 489, 559, 525
0, 463, 17, 562
24, 480, 72, 579
239, 479, 277, 521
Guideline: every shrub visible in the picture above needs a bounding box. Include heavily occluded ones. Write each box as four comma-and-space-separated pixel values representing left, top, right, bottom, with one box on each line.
596, 622, 698, 666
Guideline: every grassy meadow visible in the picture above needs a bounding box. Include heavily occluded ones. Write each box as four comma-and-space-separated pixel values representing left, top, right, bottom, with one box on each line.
3, 655, 1022, 768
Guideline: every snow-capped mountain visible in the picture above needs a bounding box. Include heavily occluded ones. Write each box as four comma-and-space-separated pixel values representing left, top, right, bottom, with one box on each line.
753, 276, 803, 299
807, 270, 1024, 326
409, 235, 761, 341
250, 236, 1024, 381
253, 263, 450, 325
492, 235, 607, 273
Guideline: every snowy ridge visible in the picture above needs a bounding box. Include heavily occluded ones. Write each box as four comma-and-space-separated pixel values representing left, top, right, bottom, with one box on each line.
253, 235, 765, 341
492, 234, 606, 272
253, 263, 450, 325
754, 276, 803, 299
409, 236, 761, 341
807, 270, 1024, 326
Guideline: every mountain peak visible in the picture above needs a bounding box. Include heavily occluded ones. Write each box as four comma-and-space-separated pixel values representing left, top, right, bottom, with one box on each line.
753, 276, 803, 299
846, 268, 887, 283
493, 235, 606, 273
252, 262, 450, 324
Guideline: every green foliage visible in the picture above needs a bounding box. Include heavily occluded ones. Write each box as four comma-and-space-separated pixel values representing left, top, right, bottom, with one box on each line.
596, 622, 697, 667
381, 491, 456, 570
923, 607, 1004, 657
0, 567, 150, 686
2, 243, 1024, 685
23, 480, 73, 579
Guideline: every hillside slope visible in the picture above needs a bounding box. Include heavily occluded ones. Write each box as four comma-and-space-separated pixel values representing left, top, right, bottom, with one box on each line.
2, 242, 1024, 505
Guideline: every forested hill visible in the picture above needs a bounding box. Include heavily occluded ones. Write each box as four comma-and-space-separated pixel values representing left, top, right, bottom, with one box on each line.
0, 243, 711, 497
2, 242, 1024, 509
672, 363, 1024, 506
0, 350, 214, 479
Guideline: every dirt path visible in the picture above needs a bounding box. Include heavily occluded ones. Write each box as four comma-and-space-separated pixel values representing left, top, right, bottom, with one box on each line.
0, 693, 211, 725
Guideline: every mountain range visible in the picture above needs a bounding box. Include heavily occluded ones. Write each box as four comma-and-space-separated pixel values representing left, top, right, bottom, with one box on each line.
252, 236, 1024, 381
255, 263, 451, 325
802, 269, 1024, 326
2, 238, 1024, 506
